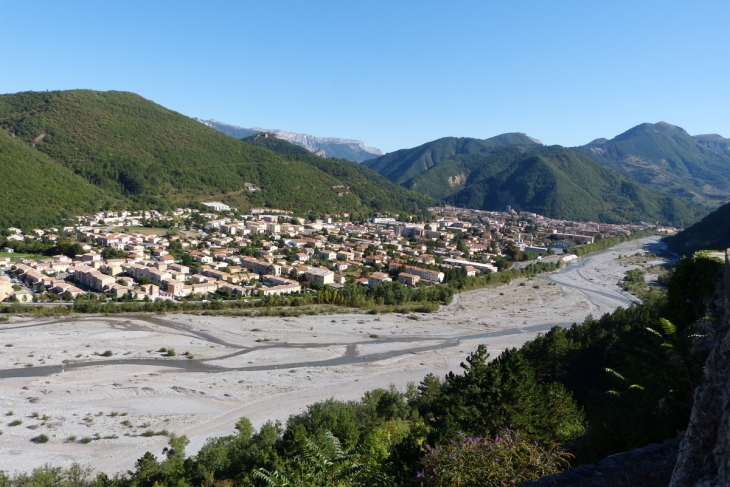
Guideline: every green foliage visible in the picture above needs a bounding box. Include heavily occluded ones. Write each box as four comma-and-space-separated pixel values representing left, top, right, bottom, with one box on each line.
241, 134, 433, 215
665, 200, 730, 255
255, 431, 387, 486
415, 146, 704, 226
363, 134, 541, 184
0, 242, 721, 485
424, 346, 584, 446
31, 433, 49, 443
570, 230, 655, 256
445, 260, 560, 291
0, 131, 111, 229
574, 122, 730, 206
518, 251, 722, 461
0, 90, 430, 226
5, 463, 97, 487
418, 429, 572, 486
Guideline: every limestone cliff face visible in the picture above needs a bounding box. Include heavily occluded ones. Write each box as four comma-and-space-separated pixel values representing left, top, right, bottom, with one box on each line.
195, 119, 383, 162
668, 249, 730, 487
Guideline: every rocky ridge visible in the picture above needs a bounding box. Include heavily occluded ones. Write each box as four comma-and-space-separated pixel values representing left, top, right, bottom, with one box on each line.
195, 119, 383, 162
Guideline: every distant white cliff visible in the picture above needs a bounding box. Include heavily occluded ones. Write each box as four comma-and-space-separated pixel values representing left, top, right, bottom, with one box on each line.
195, 119, 383, 163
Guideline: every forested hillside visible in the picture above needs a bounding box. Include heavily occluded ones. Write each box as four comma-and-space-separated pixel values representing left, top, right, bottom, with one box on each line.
665, 201, 730, 255
405, 145, 704, 226
362, 134, 542, 184
241, 133, 433, 213
574, 122, 730, 206
0, 90, 430, 226
0, 130, 114, 228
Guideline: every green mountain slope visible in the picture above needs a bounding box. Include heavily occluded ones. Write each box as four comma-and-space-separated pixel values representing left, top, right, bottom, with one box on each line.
362, 134, 542, 184
404, 145, 705, 226
240, 133, 433, 212
0, 130, 114, 229
664, 201, 730, 255
694, 133, 730, 158
574, 122, 730, 205
0, 90, 428, 220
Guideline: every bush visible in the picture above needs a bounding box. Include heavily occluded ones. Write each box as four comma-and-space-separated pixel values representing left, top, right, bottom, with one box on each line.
101, 350, 113, 357
418, 429, 572, 486
8, 420, 22, 426
31, 434, 49, 444
166, 348, 176, 357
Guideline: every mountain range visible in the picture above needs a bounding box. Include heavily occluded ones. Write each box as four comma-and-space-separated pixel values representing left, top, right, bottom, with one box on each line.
573, 122, 730, 206
363, 134, 543, 185
0, 90, 428, 228
0, 89, 727, 230
364, 139, 704, 226
195, 119, 383, 162
360, 122, 730, 225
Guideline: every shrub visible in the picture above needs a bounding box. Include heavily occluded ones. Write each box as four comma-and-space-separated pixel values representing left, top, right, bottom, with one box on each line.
166, 348, 176, 357
101, 350, 113, 357
78, 437, 93, 444
8, 420, 22, 426
31, 434, 49, 444
418, 429, 572, 487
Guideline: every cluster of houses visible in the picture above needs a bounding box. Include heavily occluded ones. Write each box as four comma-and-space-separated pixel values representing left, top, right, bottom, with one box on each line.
0, 205, 660, 304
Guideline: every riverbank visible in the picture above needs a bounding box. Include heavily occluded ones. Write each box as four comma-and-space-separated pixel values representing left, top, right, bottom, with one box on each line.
0, 236, 667, 475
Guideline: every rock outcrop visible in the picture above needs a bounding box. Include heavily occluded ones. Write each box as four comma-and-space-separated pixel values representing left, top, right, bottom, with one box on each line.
521, 438, 680, 487
524, 250, 730, 487
668, 249, 730, 486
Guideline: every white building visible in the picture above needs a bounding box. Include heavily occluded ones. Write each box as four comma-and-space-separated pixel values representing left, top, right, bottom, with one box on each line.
202, 202, 231, 212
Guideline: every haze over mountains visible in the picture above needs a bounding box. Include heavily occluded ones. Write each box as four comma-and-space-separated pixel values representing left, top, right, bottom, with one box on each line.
196, 119, 383, 163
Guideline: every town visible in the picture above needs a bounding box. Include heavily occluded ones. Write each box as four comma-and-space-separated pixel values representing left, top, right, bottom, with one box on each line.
0, 203, 671, 305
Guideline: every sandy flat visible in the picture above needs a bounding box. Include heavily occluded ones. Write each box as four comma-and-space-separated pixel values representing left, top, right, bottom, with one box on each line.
0, 236, 667, 475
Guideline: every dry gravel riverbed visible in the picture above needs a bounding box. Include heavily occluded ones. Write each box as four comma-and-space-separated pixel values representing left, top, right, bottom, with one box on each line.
0, 236, 670, 475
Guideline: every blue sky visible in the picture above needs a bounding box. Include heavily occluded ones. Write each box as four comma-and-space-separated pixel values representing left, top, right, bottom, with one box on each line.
2, 1, 728, 153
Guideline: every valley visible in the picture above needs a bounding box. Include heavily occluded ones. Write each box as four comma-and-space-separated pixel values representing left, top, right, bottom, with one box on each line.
0, 236, 667, 475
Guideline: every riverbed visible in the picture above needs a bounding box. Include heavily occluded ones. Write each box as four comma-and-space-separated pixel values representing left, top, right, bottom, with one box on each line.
0, 236, 669, 475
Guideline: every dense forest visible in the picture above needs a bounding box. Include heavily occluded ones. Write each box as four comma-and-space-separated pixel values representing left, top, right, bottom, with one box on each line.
402, 146, 704, 226
573, 122, 730, 206
239, 133, 433, 215
362, 134, 542, 184
664, 201, 730, 255
362, 134, 706, 226
3, 252, 722, 486
0, 90, 430, 228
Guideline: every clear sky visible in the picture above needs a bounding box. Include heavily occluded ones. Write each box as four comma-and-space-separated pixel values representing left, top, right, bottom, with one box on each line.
2, 1, 728, 153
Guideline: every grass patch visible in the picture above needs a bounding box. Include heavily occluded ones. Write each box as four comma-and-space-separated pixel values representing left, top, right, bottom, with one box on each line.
0, 252, 46, 261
